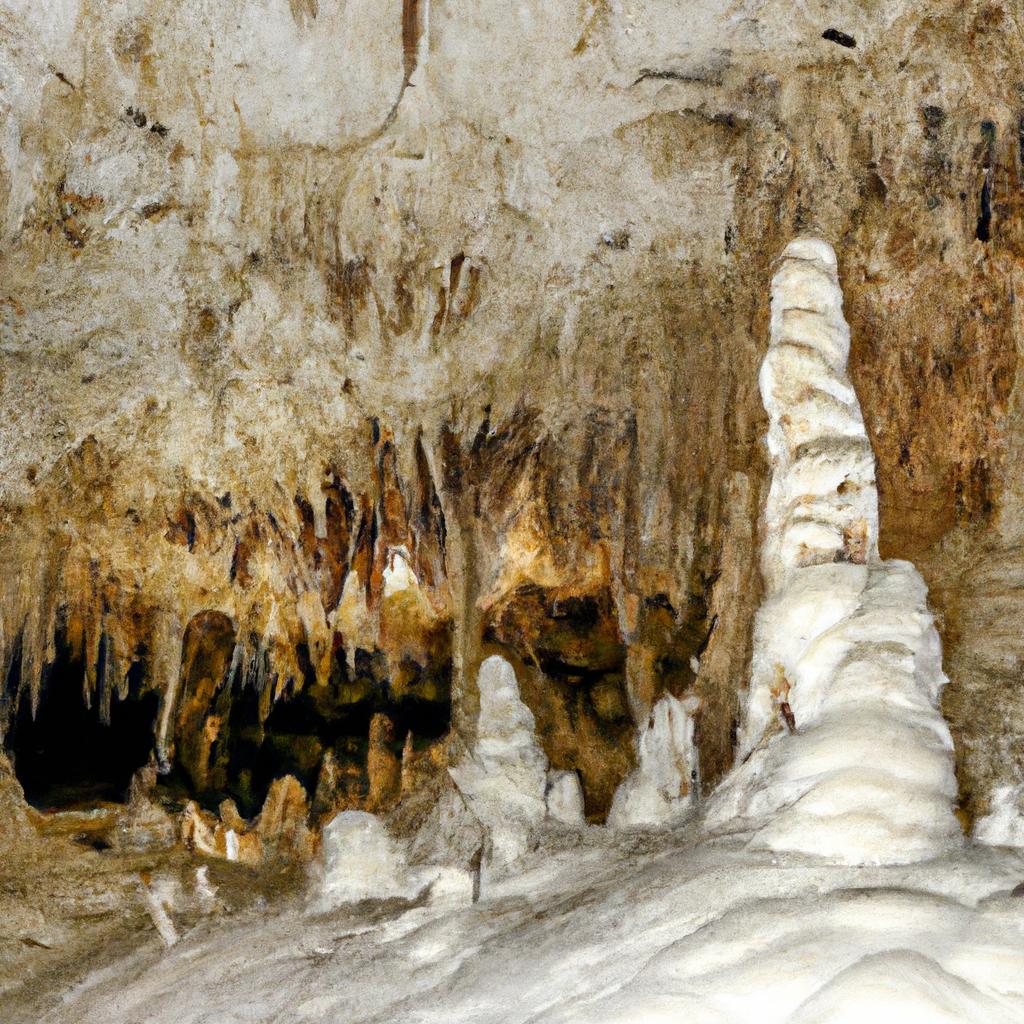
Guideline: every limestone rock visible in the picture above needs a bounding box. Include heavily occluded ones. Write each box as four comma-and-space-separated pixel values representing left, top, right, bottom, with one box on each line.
705, 239, 961, 865
253, 775, 315, 863
313, 811, 418, 912
0, 753, 38, 849
974, 785, 1024, 849
545, 770, 586, 826
607, 693, 699, 829
449, 656, 548, 867
407, 785, 486, 871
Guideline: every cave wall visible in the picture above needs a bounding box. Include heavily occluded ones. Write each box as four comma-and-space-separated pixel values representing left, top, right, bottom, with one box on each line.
1, 0, 1023, 822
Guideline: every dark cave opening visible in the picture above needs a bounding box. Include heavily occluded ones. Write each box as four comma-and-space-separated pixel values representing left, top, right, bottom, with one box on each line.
4, 605, 454, 820
173, 611, 452, 820
4, 635, 159, 811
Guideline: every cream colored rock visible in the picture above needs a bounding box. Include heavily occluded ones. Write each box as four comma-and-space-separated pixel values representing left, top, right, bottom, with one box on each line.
449, 656, 548, 867
707, 239, 961, 865
545, 770, 586, 826
608, 693, 699, 829
974, 785, 1024, 849
313, 811, 418, 912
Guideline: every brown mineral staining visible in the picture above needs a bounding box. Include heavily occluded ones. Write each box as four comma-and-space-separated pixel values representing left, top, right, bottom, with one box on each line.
1, 0, 1024, 1008
401, 0, 423, 84
769, 665, 790, 705
841, 520, 869, 564
779, 702, 796, 734
180, 774, 313, 865
366, 713, 401, 812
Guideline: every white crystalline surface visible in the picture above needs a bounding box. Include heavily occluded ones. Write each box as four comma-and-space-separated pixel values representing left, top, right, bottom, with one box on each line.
449, 655, 549, 865
706, 238, 961, 865
314, 811, 421, 911
608, 693, 700, 828
976, 785, 1024, 849
43, 834, 1024, 1024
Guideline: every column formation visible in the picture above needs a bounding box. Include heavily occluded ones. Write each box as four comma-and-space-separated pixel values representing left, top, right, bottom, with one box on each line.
706, 238, 961, 864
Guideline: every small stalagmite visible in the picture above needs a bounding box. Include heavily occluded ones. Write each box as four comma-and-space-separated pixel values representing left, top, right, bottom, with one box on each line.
180, 774, 314, 865
448, 655, 548, 867
253, 775, 315, 862
366, 713, 402, 812
607, 692, 700, 829
313, 810, 418, 912
545, 770, 586, 826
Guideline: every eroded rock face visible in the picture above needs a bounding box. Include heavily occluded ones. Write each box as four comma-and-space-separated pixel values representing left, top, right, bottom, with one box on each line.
2, 3, 1024, 1009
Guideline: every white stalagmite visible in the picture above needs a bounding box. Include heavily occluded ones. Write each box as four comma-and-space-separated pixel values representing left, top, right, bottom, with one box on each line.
974, 784, 1024, 849
607, 692, 700, 829
706, 237, 962, 864
314, 811, 419, 911
545, 769, 586, 825
448, 655, 549, 866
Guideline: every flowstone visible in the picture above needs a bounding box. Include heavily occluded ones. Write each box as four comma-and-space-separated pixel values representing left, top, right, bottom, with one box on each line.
706, 239, 962, 865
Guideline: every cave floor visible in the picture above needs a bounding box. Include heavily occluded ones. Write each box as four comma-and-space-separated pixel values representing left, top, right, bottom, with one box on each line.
8, 828, 1024, 1024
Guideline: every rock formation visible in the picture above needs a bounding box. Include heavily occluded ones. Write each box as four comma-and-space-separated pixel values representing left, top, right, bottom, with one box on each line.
545, 770, 586, 826
706, 238, 962, 864
314, 810, 418, 912
607, 692, 700, 829
974, 784, 1024, 849
448, 655, 549, 867
3, 0, 1024, 1017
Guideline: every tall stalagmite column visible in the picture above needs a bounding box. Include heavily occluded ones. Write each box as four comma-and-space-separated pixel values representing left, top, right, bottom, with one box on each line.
706, 238, 961, 864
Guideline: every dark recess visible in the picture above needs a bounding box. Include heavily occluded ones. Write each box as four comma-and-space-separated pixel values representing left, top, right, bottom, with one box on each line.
822, 28, 856, 48
3, 631, 158, 810
977, 173, 992, 242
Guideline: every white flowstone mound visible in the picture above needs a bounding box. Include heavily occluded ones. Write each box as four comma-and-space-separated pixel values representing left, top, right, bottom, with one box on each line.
608, 693, 700, 829
706, 237, 962, 864
314, 810, 418, 911
55, 834, 1024, 1024
449, 655, 549, 866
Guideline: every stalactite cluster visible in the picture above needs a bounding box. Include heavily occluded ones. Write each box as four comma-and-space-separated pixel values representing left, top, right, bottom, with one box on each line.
4, 0, 1024, 1016
0, 425, 452, 822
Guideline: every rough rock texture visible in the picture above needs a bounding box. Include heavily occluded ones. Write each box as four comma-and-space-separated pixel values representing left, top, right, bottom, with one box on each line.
2, 0, 1022, 831
3, 0, 1024, 1013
